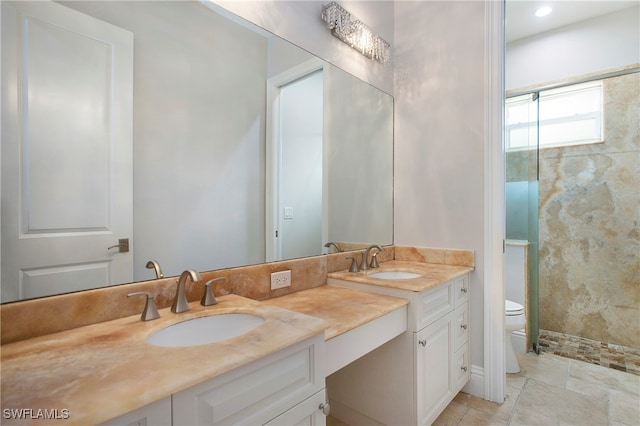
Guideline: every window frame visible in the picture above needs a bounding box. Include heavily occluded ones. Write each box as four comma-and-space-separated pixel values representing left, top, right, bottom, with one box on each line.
506, 80, 604, 152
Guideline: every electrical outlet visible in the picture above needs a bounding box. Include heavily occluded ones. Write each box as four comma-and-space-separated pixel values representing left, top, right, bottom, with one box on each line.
271, 270, 291, 290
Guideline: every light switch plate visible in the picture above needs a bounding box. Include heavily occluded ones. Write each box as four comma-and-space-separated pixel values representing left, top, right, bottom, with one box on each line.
284, 207, 294, 219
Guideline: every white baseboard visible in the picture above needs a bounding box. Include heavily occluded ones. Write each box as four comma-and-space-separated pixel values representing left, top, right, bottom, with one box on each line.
462, 364, 484, 398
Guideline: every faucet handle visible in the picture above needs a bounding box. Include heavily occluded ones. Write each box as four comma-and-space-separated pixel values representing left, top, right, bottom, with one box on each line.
370, 252, 380, 268
346, 256, 360, 273
127, 292, 160, 321
201, 277, 225, 306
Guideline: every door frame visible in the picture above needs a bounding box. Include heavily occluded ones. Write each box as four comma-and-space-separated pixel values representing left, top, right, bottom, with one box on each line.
265, 58, 327, 262
483, 0, 507, 403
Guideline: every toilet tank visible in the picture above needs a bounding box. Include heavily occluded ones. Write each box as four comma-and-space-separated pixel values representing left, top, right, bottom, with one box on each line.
505, 240, 528, 307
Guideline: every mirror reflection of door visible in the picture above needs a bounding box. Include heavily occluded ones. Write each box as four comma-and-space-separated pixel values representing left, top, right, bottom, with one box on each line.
266, 61, 325, 261
0, 1, 134, 302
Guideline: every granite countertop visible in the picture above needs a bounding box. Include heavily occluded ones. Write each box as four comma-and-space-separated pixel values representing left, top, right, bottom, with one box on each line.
262, 285, 409, 340
328, 260, 474, 292
0, 295, 327, 425
0, 261, 467, 424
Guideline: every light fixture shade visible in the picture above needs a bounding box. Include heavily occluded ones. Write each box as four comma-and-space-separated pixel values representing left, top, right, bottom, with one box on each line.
321, 2, 390, 65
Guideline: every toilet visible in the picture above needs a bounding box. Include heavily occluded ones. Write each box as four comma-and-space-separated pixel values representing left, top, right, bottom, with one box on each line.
505, 300, 526, 373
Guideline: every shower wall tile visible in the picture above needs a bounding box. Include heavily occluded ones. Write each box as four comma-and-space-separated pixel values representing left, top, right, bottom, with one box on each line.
506, 150, 537, 182
538, 72, 640, 348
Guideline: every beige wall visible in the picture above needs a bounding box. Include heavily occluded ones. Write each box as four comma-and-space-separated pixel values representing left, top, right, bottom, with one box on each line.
537, 73, 640, 347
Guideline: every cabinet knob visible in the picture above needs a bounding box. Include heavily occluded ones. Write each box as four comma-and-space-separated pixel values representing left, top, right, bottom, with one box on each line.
319, 403, 331, 416
418, 339, 427, 347
460, 286, 468, 293
461, 366, 468, 372
460, 324, 467, 330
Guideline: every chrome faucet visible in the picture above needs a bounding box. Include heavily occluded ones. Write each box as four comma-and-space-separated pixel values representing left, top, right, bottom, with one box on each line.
171, 269, 201, 313
324, 242, 343, 253
361, 245, 385, 271
145, 260, 164, 279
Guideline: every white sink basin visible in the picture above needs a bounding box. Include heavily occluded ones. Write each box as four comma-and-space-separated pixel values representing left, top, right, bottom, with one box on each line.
147, 313, 265, 347
369, 271, 422, 280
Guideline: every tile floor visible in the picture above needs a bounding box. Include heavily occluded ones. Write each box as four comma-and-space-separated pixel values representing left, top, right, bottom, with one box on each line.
328, 351, 640, 425
433, 352, 640, 425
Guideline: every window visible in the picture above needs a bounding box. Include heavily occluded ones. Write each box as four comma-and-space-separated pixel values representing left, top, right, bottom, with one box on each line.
506, 81, 603, 151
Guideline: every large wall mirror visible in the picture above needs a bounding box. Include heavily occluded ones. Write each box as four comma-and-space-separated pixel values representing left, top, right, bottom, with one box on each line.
0, 0, 393, 303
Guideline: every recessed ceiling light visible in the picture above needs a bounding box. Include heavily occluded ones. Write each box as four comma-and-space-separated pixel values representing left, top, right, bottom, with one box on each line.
535, 6, 552, 17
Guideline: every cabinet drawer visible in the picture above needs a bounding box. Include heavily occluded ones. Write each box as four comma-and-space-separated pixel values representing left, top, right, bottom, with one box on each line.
452, 343, 470, 393
453, 275, 469, 307
452, 303, 469, 351
265, 389, 327, 426
172, 334, 324, 425
415, 281, 454, 330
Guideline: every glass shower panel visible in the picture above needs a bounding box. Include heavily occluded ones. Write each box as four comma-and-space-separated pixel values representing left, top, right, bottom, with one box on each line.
505, 93, 540, 353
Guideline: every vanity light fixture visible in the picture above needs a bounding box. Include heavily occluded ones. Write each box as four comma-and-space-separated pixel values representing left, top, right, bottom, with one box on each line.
321, 2, 390, 65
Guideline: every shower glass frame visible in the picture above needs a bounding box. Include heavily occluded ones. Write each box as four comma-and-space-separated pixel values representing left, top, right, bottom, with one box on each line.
505, 92, 540, 353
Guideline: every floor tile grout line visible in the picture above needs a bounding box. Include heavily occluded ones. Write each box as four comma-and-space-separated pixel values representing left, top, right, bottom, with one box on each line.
455, 405, 469, 425
505, 377, 528, 425
605, 388, 613, 426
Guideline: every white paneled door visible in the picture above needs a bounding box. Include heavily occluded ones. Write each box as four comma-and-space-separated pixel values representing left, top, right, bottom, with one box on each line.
1, 1, 133, 302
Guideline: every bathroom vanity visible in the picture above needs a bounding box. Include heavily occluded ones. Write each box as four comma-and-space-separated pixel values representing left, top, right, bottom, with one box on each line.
0, 288, 408, 425
326, 261, 472, 426
0, 250, 473, 425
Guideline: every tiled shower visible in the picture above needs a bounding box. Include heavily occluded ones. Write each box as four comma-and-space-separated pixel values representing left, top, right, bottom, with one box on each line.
505, 71, 639, 374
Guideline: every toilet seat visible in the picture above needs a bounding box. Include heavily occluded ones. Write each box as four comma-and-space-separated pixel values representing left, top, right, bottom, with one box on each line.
505, 300, 524, 316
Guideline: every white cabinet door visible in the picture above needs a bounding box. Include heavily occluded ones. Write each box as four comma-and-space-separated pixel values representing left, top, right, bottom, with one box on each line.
415, 313, 453, 426
1, 0, 134, 302
264, 390, 328, 426
98, 397, 171, 426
